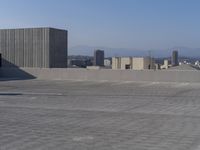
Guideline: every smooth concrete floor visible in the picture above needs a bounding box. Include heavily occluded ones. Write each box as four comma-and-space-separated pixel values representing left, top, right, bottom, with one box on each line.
0, 79, 200, 150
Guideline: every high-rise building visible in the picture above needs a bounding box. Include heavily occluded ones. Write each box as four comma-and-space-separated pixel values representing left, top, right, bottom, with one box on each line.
0, 27, 68, 68
94, 50, 104, 66
171, 50, 179, 66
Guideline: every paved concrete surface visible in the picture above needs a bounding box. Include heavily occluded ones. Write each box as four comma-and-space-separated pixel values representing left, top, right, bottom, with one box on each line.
0, 79, 200, 150
169, 64, 198, 70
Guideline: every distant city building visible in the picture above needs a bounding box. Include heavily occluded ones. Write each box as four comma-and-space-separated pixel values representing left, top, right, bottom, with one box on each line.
0, 27, 68, 68
68, 55, 93, 68
155, 64, 161, 70
68, 59, 93, 68
171, 50, 179, 66
195, 61, 199, 66
94, 50, 104, 66
195, 61, 200, 67
161, 59, 170, 69
112, 57, 155, 70
104, 58, 112, 67
68, 59, 85, 68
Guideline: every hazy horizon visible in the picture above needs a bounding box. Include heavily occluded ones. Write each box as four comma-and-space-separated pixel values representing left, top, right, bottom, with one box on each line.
68, 45, 200, 58
0, 0, 200, 54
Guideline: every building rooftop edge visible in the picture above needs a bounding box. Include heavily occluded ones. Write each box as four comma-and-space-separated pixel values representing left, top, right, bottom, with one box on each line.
0, 27, 68, 31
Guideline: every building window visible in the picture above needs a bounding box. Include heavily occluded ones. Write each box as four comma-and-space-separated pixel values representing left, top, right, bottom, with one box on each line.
125, 65, 131, 69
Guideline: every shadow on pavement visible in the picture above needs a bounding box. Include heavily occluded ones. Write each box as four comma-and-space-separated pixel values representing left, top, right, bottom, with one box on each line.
0, 59, 36, 81
0, 93, 23, 96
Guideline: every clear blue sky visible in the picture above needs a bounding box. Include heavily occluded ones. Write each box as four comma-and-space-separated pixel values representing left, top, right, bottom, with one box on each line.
0, 0, 200, 50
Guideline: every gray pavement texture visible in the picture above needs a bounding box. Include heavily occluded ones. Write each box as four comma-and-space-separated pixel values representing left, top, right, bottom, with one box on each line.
169, 64, 198, 71
0, 79, 200, 150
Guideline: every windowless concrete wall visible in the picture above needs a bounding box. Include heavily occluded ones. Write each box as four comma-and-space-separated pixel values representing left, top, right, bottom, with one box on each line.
1, 68, 200, 83
0, 28, 68, 68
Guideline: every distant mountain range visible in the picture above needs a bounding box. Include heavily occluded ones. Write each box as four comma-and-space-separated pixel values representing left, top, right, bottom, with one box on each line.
69, 45, 200, 58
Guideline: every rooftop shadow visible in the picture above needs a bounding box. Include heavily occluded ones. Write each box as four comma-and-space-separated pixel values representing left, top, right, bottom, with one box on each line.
0, 58, 36, 81
0, 93, 23, 96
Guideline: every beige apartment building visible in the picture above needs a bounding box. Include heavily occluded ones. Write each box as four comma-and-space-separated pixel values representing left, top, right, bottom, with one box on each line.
112, 57, 155, 70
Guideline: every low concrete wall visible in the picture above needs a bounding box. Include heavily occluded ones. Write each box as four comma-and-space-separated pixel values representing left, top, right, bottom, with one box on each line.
0, 68, 200, 83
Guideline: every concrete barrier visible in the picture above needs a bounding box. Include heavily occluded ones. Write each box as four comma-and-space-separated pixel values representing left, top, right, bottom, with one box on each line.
0, 67, 200, 83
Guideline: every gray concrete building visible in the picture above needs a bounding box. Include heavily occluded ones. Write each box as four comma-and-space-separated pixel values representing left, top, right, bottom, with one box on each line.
171, 50, 179, 66
0, 27, 68, 68
94, 50, 104, 66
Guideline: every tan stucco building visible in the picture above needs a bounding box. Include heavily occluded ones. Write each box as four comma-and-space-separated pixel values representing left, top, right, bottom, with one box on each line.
112, 57, 155, 70
161, 60, 170, 69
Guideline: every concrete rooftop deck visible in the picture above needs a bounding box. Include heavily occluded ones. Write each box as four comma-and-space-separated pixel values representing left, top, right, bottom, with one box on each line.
0, 79, 200, 150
